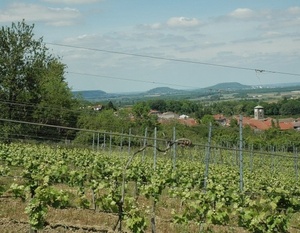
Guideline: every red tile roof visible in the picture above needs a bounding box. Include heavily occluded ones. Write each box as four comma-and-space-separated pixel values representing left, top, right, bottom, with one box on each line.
213, 114, 226, 120
240, 117, 294, 130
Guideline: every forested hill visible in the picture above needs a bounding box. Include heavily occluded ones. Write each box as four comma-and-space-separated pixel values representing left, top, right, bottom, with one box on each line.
71, 82, 300, 101
206, 82, 251, 90
146, 87, 184, 94
73, 90, 110, 100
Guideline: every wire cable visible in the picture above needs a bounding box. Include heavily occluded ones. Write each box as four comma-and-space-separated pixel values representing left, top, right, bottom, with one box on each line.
46, 42, 300, 77
67, 71, 196, 89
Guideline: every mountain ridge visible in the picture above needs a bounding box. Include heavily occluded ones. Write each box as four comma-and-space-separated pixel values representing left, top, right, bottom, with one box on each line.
72, 81, 300, 101
206, 82, 251, 90
145, 86, 184, 94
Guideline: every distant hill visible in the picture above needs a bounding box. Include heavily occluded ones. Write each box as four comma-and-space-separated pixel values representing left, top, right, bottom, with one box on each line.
72, 81, 300, 102
73, 90, 107, 100
146, 87, 183, 95
206, 82, 251, 90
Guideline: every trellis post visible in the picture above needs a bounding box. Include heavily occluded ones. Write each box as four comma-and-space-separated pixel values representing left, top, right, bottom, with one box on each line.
203, 122, 212, 190
239, 115, 244, 192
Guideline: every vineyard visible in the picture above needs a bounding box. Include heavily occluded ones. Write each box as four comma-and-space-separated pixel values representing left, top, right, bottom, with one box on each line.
1, 128, 300, 232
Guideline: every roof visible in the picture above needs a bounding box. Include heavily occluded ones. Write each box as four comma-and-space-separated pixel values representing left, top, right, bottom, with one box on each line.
178, 118, 198, 126
254, 105, 264, 109
158, 117, 198, 126
213, 114, 226, 121
242, 117, 294, 130
158, 112, 179, 119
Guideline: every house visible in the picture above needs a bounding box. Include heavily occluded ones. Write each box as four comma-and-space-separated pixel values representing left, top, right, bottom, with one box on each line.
242, 117, 272, 130
92, 105, 103, 111
294, 120, 300, 130
155, 111, 198, 126
158, 111, 179, 119
213, 114, 227, 126
214, 105, 298, 131
179, 114, 189, 119
149, 110, 160, 116
178, 118, 198, 126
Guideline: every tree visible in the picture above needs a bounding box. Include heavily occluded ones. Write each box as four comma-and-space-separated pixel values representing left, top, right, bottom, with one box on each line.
0, 20, 78, 141
75, 107, 137, 146
132, 102, 150, 119
201, 114, 215, 126
132, 102, 159, 133
105, 101, 117, 111
229, 118, 238, 128
1, 21, 47, 116
279, 99, 300, 116
149, 99, 167, 112
32, 60, 79, 139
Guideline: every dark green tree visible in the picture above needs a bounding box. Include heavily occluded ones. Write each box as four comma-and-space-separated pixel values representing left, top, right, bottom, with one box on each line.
201, 114, 216, 126
279, 99, 300, 116
149, 99, 167, 112
132, 101, 159, 133
105, 101, 117, 111
0, 20, 78, 141
229, 118, 239, 128
75, 108, 133, 145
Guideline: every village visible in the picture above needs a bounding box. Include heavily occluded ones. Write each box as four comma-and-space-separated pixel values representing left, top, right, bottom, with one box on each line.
149, 105, 300, 131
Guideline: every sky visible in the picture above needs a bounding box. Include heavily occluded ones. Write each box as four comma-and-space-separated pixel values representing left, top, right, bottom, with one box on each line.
1, 0, 300, 93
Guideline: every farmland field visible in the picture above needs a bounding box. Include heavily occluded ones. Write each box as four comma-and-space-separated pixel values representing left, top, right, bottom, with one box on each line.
0, 142, 300, 232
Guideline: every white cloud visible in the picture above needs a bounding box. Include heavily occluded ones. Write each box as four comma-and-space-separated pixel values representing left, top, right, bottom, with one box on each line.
137, 22, 163, 30
167, 17, 202, 28
287, 6, 300, 15
149, 23, 163, 29
0, 3, 81, 26
261, 31, 282, 38
228, 8, 256, 19
255, 7, 300, 31
138, 17, 202, 30
42, 0, 103, 4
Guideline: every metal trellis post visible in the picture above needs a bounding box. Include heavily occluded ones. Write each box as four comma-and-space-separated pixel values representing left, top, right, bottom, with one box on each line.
203, 122, 212, 190
172, 127, 176, 170
239, 115, 244, 192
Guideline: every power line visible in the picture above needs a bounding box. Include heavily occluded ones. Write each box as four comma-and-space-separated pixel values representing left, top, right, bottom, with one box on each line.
67, 71, 196, 89
47, 42, 300, 77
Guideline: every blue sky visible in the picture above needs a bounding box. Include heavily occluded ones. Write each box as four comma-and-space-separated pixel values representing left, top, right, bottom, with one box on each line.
1, 0, 300, 93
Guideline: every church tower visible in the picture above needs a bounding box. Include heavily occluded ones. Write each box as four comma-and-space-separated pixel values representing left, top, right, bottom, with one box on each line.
254, 105, 264, 120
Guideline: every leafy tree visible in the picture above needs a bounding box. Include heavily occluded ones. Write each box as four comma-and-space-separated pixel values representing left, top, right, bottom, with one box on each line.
0, 21, 47, 122
279, 99, 300, 116
105, 101, 117, 111
0, 20, 78, 141
75, 108, 134, 145
132, 101, 159, 133
132, 102, 150, 119
149, 99, 167, 112
180, 100, 195, 114
77, 109, 130, 132
264, 102, 280, 116
166, 100, 182, 113
229, 118, 239, 128
32, 60, 79, 139
201, 115, 216, 126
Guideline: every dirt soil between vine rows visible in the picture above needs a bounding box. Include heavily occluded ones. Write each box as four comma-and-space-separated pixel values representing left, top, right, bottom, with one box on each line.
1, 197, 300, 233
